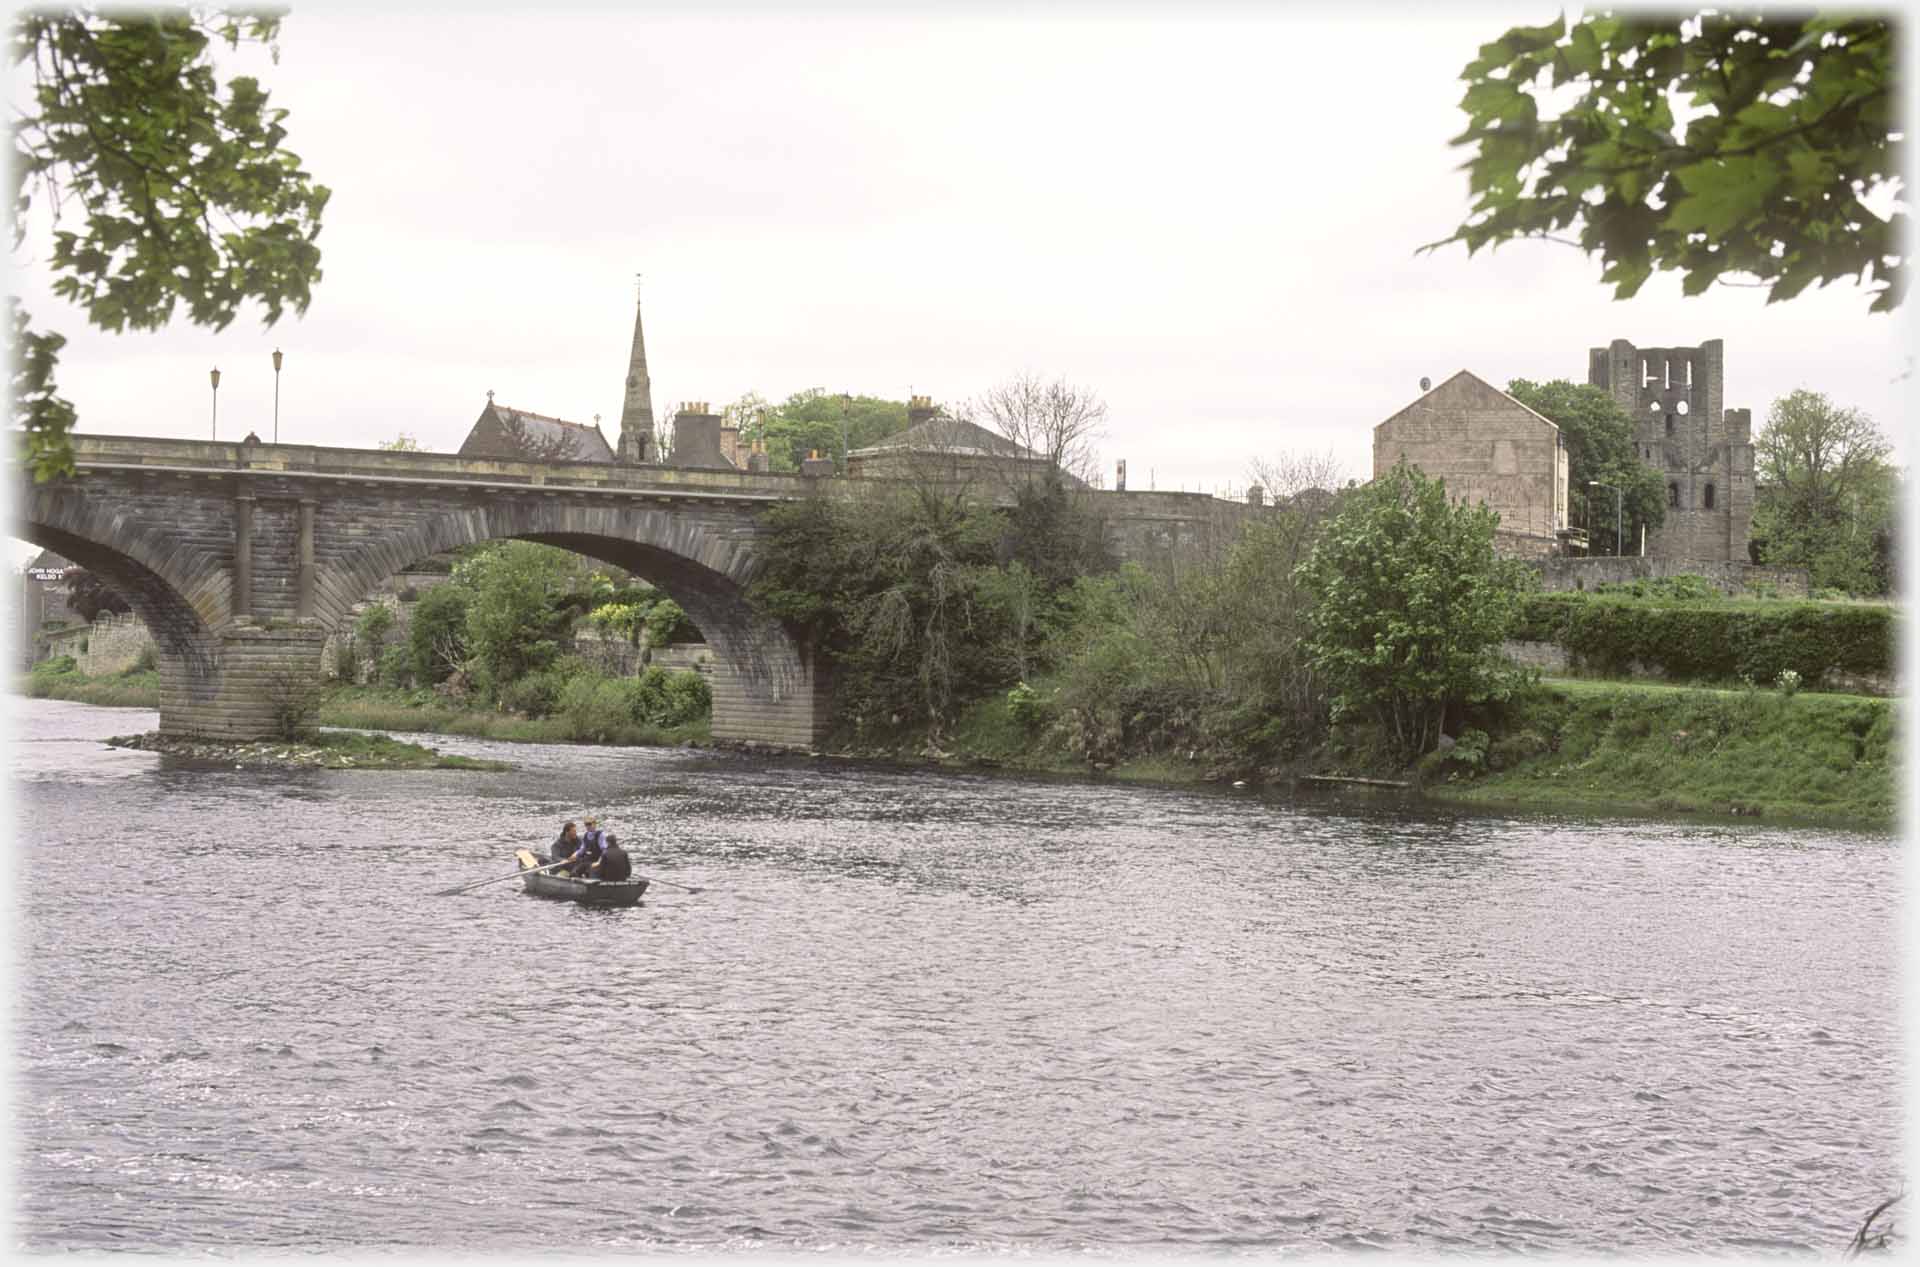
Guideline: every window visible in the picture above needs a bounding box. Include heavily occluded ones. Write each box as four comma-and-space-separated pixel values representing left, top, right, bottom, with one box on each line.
1703, 483, 1716, 509
1668, 483, 1680, 508
1665, 414, 1675, 436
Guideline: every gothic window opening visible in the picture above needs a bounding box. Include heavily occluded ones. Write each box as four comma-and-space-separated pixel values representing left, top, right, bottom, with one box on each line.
1704, 483, 1716, 509
1668, 483, 1680, 508
1665, 414, 1675, 436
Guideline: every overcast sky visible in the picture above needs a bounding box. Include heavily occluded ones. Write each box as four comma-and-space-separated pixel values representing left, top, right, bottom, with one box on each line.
7, 2, 1912, 512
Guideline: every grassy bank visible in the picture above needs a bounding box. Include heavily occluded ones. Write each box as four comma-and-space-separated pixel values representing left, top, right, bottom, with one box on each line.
21, 656, 159, 708
316, 685, 710, 747
19, 659, 1896, 829
1423, 680, 1896, 831
910, 677, 1898, 833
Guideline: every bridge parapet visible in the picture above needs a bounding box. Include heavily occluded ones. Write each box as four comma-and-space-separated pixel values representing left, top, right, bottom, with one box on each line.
69, 434, 818, 501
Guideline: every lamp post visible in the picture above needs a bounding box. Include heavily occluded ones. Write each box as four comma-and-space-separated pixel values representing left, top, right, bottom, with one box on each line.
839, 392, 851, 475
1588, 480, 1622, 556
209, 366, 221, 440
272, 348, 283, 443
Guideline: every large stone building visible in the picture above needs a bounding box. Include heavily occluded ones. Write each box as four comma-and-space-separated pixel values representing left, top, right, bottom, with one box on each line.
1587, 337, 1753, 562
1371, 370, 1570, 558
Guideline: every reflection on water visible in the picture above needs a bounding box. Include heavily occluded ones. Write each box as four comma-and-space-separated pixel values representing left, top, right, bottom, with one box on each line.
9, 697, 1903, 1255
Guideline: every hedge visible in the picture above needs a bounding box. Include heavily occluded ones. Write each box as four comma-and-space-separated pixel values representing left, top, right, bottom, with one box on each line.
1512, 594, 1895, 684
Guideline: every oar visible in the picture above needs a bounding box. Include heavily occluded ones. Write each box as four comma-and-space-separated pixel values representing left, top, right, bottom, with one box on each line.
436, 859, 570, 896
637, 874, 705, 894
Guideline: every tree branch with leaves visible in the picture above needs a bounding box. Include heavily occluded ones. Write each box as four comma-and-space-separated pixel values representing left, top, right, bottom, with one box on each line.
1424, 11, 1903, 311
9, 7, 330, 478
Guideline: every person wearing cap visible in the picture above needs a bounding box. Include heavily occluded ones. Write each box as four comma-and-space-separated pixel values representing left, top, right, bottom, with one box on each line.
560, 817, 608, 877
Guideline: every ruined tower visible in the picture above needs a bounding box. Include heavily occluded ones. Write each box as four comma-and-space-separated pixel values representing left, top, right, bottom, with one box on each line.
1587, 337, 1753, 562
616, 285, 655, 463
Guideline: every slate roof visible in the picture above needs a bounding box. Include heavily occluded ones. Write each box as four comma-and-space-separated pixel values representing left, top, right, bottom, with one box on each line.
848, 414, 1037, 461
459, 400, 616, 463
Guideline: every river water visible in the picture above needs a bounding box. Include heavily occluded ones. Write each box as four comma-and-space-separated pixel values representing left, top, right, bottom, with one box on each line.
8, 696, 1904, 1257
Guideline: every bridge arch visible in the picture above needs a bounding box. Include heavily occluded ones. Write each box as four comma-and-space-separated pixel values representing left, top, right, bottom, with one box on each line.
324, 501, 826, 745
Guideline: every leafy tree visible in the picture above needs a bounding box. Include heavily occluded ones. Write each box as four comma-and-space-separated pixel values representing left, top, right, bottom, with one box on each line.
65, 566, 131, 623
643, 598, 699, 648
10, 9, 331, 478
407, 582, 470, 685
378, 433, 422, 452
1297, 460, 1527, 761
741, 389, 909, 473
1750, 389, 1898, 594
1426, 12, 1903, 310
1506, 378, 1664, 554
451, 542, 596, 689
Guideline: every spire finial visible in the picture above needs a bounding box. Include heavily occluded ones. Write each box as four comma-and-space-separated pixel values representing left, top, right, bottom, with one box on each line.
486, 388, 494, 402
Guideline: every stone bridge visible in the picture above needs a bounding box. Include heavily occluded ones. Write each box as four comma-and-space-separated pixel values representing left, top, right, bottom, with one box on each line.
15, 435, 1255, 745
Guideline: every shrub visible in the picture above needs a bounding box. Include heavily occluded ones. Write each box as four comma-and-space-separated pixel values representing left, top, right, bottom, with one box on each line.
1006, 681, 1048, 733
377, 643, 414, 689
657, 669, 711, 726
34, 655, 78, 677
558, 673, 631, 740
496, 658, 589, 717
1776, 668, 1803, 696
1513, 593, 1893, 685
133, 643, 157, 672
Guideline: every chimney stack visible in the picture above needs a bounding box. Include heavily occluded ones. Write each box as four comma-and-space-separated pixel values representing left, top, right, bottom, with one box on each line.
670, 401, 734, 470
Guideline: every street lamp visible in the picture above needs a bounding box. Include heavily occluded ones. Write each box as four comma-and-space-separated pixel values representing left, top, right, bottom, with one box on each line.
272, 348, 283, 443
1589, 480, 1623, 556
209, 366, 221, 440
839, 392, 851, 475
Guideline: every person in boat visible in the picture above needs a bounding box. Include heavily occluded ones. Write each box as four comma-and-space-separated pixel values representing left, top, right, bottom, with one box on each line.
559, 817, 608, 877
549, 820, 580, 865
592, 833, 632, 882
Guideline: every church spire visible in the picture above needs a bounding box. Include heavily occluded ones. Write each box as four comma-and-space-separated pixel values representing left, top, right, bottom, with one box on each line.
616, 276, 654, 463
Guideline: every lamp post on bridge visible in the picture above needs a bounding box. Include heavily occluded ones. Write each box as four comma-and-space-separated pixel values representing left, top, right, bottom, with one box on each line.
272, 348, 283, 443
1588, 479, 1623, 556
839, 392, 851, 475
209, 366, 221, 441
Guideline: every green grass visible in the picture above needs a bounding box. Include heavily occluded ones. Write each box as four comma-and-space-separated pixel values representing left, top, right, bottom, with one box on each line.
1428, 679, 1897, 831
316, 684, 710, 748
304, 731, 512, 770
20, 657, 160, 708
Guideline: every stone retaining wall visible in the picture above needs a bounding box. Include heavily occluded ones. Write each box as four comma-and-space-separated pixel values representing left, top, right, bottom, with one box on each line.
1534, 556, 1808, 597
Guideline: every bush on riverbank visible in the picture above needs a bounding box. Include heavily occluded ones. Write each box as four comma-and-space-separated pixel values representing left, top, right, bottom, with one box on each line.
21, 655, 159, 708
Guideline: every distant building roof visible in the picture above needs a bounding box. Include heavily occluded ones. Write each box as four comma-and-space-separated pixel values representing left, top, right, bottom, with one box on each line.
848, 413, 1037, 462
458, 399, 616, 463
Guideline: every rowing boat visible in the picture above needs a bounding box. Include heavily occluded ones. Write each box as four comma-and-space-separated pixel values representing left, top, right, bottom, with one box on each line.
514, 848, 649, 908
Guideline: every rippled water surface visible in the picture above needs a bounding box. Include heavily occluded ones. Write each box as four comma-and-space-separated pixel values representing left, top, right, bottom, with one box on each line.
9, 697, 1903, 1256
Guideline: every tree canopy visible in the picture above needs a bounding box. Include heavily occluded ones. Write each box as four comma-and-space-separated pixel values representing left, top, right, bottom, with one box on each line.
1296, 460, 1528, 760
1426, 11, 1903, 311
10, 8, 330, 478
1750, 388, 1898, 594
1506, 378, 1664, 554
727, 389, 910, 473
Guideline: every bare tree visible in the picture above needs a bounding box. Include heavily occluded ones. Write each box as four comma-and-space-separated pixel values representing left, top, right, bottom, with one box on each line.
1246, 448, 1351, 510
970, 371, 1106, 490
499, 413, 581, 463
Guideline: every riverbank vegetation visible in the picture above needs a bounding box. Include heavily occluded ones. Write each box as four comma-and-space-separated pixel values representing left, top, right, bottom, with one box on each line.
104, 729, 512, 772
22, 653, 157, 708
